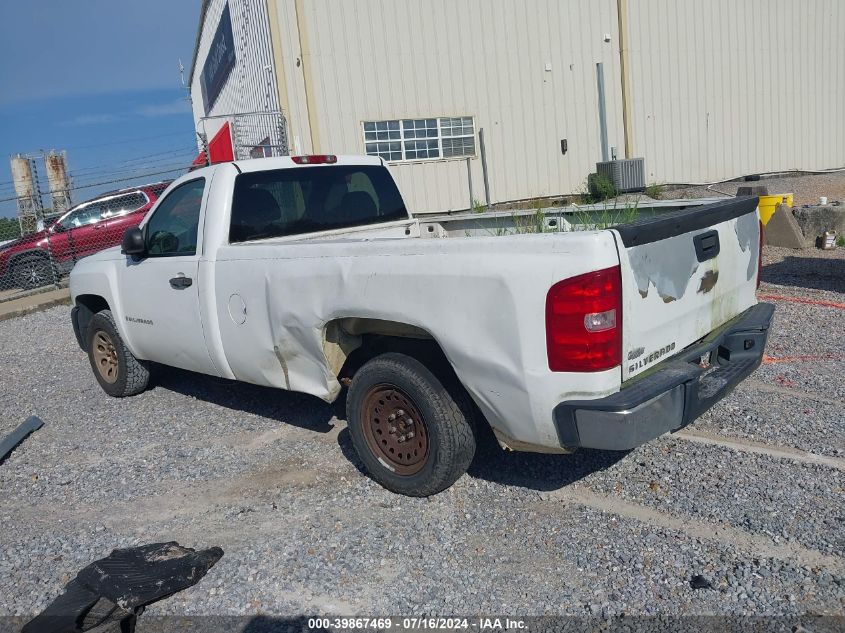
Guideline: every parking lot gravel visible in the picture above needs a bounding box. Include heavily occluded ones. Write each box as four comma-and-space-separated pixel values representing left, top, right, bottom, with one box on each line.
0, 247, 843, 625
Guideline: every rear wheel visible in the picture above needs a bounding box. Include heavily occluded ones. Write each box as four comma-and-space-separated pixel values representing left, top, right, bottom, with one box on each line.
13, 255, 54, 289
86, 310, 150, 397
346, 353, 476, 496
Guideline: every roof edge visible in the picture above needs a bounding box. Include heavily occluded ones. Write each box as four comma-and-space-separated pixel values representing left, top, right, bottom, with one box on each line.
188, 0, 213, 87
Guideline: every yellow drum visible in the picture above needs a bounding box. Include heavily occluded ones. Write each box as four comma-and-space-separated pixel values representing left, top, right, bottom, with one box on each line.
758, 193, 793, 225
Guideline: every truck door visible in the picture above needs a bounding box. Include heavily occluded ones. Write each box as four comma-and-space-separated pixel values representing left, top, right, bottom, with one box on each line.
117, 176, 219, 376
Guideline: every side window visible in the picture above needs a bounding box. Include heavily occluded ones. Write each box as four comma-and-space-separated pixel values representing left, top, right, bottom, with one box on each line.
145, 179, 205, 256
101, 192, 147, 219
229, 166, 407, 243
61, 202, 102, 228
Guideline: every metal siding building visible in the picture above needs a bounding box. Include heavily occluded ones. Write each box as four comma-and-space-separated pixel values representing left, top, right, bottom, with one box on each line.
191, 0, 283, 150
190, 0, 845, 213
625, 0, 845, 184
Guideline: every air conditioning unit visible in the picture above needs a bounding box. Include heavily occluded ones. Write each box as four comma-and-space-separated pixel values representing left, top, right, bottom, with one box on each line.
596, 158, 646, 193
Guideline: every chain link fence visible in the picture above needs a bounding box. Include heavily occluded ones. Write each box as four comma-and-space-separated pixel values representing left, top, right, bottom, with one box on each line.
197, 111, 288, 161
0, 182, 171, 303
0, 110, 288, 304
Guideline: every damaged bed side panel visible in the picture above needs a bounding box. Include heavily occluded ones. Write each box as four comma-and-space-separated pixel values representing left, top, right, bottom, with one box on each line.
209, 231, 621, 448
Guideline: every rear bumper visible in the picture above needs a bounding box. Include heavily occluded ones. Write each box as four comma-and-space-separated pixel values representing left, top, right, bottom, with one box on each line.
553, 302, 775, 451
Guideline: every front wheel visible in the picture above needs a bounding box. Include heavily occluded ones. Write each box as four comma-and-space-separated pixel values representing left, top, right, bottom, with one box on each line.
346, 353, 476, 496
13, 255, 54, 289
86, 309, 150, 397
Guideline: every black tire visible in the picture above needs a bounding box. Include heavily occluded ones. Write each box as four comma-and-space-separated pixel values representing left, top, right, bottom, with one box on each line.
346, 352, 476, 496
86, 309, 150, 397
12, 255, 54, 290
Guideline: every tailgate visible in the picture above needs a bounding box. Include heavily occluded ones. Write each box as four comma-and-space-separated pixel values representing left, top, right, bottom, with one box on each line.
614, 197, 760, 381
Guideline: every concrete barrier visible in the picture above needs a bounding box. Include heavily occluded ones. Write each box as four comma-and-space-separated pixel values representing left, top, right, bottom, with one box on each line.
793, 205, 845, 243
764, 203, 810, 249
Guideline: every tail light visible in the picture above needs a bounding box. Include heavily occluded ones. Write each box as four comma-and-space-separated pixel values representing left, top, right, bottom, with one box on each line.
757, 220, 764, 289
291, 155, 337, 165
546, 266, 622, 372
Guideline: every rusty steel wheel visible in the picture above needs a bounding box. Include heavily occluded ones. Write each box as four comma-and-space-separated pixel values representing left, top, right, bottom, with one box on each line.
86, 309, 150, 397
92, 330, 119, 384
361, 384, 429, 476
347, 352, 476, 496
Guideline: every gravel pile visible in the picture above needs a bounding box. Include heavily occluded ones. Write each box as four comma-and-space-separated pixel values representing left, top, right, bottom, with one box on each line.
0, 249, 843, 620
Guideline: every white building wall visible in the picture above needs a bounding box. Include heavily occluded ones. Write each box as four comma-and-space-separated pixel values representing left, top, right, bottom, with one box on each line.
271, 0, 624, 213
626, 0, 845, 184
190, 0, 280, 147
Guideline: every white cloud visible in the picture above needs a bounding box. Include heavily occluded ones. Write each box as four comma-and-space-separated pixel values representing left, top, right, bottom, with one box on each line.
136, 99, 192, 118
58, 98, 192, 127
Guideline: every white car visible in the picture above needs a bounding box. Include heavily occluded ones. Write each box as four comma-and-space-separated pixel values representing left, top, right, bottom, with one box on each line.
69, 155, 774, 496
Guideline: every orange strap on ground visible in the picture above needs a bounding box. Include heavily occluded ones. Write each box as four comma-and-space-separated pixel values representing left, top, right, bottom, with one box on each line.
758, 293, 845, 310
763, 353, 845, 365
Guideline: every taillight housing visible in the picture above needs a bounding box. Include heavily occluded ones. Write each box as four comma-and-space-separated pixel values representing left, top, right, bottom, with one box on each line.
757, 220, 764, 289
291, 154, 337, 164
546, 266, 622, 372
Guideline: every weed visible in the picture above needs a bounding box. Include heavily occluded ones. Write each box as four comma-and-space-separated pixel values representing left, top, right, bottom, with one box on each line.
573, 200, 640, 231
512, 199, 550, 234
583, 173, 617, 204
645, 183, 664, 200
837, 235, 845, 248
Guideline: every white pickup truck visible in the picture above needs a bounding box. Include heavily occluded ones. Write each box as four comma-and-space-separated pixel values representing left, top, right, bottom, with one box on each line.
70, 155, 774, 496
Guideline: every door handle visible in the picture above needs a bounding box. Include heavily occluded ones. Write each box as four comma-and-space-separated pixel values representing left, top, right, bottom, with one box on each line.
169, 276, 193, 289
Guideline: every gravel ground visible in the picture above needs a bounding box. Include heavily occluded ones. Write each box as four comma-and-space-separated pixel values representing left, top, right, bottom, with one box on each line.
695, 384, 845, 457
0, 248, 843, 626
663, 171, 845, 206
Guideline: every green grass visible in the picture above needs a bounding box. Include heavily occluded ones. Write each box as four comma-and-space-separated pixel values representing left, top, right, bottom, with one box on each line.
645, 183, 664, 200
573, 200, 640, 231
582, 173, 617, 204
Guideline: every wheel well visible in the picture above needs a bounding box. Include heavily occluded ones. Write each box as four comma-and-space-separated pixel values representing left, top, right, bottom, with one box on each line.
76, 294, 110, 315
327, 319, 464, 403
333, 324, 491, 442
323, 317, 443, 380
73, 295, 111, 349
9, 249, 50, 268
340, 334, 454, 381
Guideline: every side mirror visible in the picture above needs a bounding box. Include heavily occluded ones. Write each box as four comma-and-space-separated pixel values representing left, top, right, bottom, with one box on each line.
121, 227, 146, 256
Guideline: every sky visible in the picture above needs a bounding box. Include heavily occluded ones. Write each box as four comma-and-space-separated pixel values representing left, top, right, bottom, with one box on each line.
0, 1, 203, 218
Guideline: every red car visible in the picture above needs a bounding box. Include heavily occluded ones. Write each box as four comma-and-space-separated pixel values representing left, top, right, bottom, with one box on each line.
0, 181, 171, 289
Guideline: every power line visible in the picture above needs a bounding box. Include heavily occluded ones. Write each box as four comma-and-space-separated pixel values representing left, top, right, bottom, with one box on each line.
68, 153, 198, 181
71, 161, 192, 187
62, 130, 196, 151
67, 146, 200, 176
0, 145, 199, 190
0, 165, 193, 205
68, 147, 199, 176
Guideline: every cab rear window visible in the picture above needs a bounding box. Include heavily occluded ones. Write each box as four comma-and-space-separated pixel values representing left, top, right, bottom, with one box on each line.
229, 165, 408, 243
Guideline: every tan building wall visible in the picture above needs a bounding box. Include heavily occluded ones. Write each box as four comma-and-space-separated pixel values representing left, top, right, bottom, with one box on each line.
192, 0, 845, 213
625, 0, 845, 185
268, 0, 625, 213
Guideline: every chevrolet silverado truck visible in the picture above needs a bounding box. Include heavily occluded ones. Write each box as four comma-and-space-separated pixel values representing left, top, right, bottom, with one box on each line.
69, 155, 774, 496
